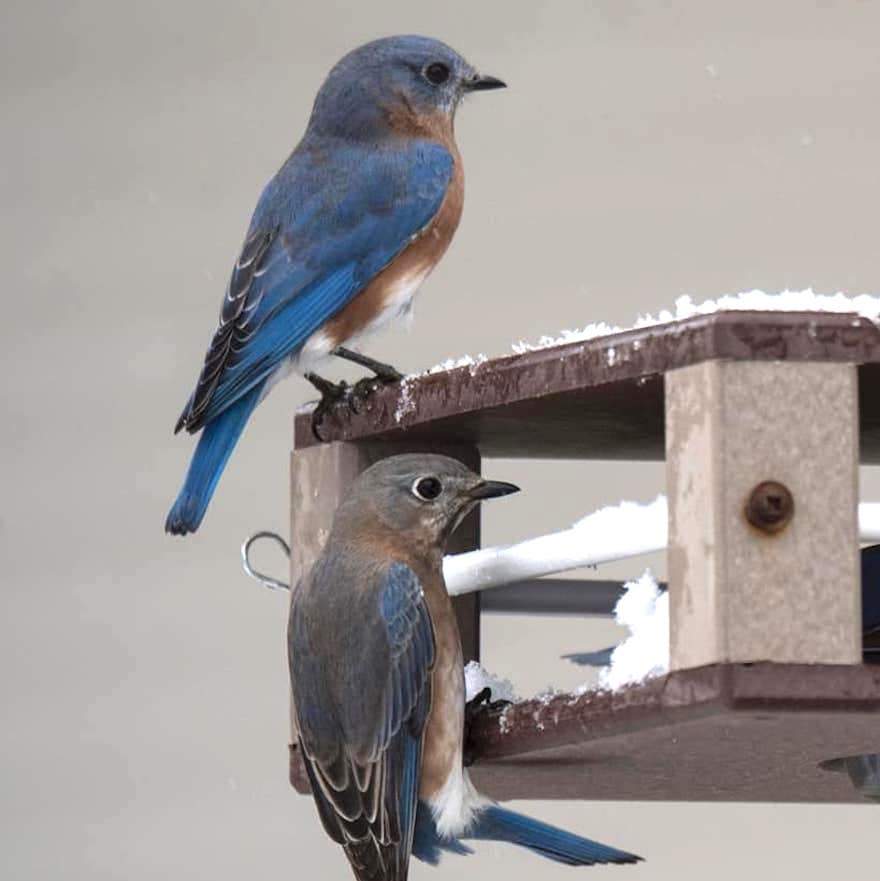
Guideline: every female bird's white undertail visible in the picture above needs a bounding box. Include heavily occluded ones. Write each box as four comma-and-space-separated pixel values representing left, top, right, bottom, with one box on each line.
429, 766, 490, 839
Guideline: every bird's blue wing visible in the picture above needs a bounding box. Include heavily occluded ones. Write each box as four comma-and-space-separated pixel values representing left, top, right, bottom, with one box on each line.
293, 561, 435, 880
176, 141, 454, 433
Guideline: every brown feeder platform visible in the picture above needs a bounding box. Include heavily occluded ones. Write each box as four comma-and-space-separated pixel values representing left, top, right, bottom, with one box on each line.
288, 311, 880, 803
288, 663, 880, 803
466, 663, 880, 803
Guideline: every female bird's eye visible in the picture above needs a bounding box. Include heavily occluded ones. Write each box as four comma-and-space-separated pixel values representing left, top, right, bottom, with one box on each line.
424, 62, 451, 86
412, 476, 443, 501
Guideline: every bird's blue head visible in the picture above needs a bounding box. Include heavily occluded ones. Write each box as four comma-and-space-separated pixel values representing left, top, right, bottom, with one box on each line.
306, 35, 505, 142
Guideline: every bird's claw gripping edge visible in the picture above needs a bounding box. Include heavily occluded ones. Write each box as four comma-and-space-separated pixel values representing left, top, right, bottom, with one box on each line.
349, 370, 402, 414
307, 350, 405, 434
307, 360, 404, 436
306, 373, 351, 440
334, 346, 404, 416
463, 687, 512, 768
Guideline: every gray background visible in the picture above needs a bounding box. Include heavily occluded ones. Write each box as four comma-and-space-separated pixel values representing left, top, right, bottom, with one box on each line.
3, 0, 879, 878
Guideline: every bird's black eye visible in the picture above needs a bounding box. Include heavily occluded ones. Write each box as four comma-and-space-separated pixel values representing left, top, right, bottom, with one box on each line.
412, 476, 443, 501
424, 62, 451, 86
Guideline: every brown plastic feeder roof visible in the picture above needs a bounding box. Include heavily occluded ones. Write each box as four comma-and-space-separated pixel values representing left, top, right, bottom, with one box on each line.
294, 310, 880, 463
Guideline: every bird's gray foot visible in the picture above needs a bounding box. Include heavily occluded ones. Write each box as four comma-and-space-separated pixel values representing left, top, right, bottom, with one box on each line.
348, 369, 403, 415
349, 376, 381, 415
306, 372, 350, 440
463, 687, 512, 767
329, 347, 403, 414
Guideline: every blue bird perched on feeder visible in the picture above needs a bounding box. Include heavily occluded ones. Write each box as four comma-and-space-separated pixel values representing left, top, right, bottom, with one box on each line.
166, 36, 506, 535
289, 454, 643, 879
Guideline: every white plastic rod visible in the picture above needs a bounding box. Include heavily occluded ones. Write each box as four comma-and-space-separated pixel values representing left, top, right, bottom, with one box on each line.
443, 497, 668, 596
443, 497, 880, 597
861, 503, 880, 543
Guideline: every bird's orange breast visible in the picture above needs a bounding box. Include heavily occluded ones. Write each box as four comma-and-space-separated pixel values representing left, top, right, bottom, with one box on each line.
323, 120, 464, 348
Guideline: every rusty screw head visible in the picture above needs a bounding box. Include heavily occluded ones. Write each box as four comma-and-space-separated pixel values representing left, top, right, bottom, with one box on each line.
745, 481, 794, 534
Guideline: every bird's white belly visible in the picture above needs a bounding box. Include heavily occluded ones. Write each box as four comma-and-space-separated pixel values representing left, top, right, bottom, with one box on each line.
291, 328, 337, 376
293, 266, 428, 375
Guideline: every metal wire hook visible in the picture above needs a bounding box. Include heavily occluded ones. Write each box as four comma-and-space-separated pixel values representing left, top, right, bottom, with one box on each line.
241, 530, 291, 592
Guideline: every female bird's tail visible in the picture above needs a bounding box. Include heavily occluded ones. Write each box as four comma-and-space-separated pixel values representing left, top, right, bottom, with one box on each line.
413, 801, 641, 867
165, 383, 264, 536
468, 804, 642, 865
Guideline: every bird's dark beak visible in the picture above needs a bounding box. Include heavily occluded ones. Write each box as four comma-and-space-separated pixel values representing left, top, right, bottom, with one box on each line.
468, 479, 520, 500
464, 74, 507, 92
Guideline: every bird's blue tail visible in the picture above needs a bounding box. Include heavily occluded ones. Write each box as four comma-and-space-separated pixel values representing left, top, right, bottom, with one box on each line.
165, 383, 264, 535
412, 801, 641, 867
469, 804, 641, 865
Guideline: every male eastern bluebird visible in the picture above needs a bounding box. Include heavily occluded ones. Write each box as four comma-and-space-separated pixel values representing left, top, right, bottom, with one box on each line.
289, 454, 642, 879
166, 36, 505, 535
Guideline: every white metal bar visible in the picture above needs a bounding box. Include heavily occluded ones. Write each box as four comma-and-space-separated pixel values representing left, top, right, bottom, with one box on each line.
443, 497, 880, 597
861, 503, 880, 542
443, 497, 667, 596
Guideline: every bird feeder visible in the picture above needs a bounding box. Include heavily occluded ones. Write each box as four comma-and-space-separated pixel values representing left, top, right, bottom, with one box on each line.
286, 309, 880, 803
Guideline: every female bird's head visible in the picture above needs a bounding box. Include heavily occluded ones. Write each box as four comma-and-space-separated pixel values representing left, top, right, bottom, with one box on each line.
307, 35, 505, 141
336, 453, 518, 552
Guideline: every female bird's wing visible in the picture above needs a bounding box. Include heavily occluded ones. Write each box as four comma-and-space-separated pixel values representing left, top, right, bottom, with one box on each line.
175, 141, 453, 434
292, 562, 435, 881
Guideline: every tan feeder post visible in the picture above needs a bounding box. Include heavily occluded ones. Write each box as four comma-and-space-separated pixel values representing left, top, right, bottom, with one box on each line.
665, 360, 861, 670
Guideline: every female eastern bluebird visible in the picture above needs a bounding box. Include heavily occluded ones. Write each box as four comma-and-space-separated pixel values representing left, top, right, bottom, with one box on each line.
166, 36, 506, 535
289, 454, 642, 879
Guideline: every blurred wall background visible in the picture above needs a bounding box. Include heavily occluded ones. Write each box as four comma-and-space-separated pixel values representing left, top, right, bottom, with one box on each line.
3, 1, 879, 878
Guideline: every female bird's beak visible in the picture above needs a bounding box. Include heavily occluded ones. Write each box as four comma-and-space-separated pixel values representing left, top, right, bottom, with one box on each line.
468, 479, 520, 499
464, 74, 507, 92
